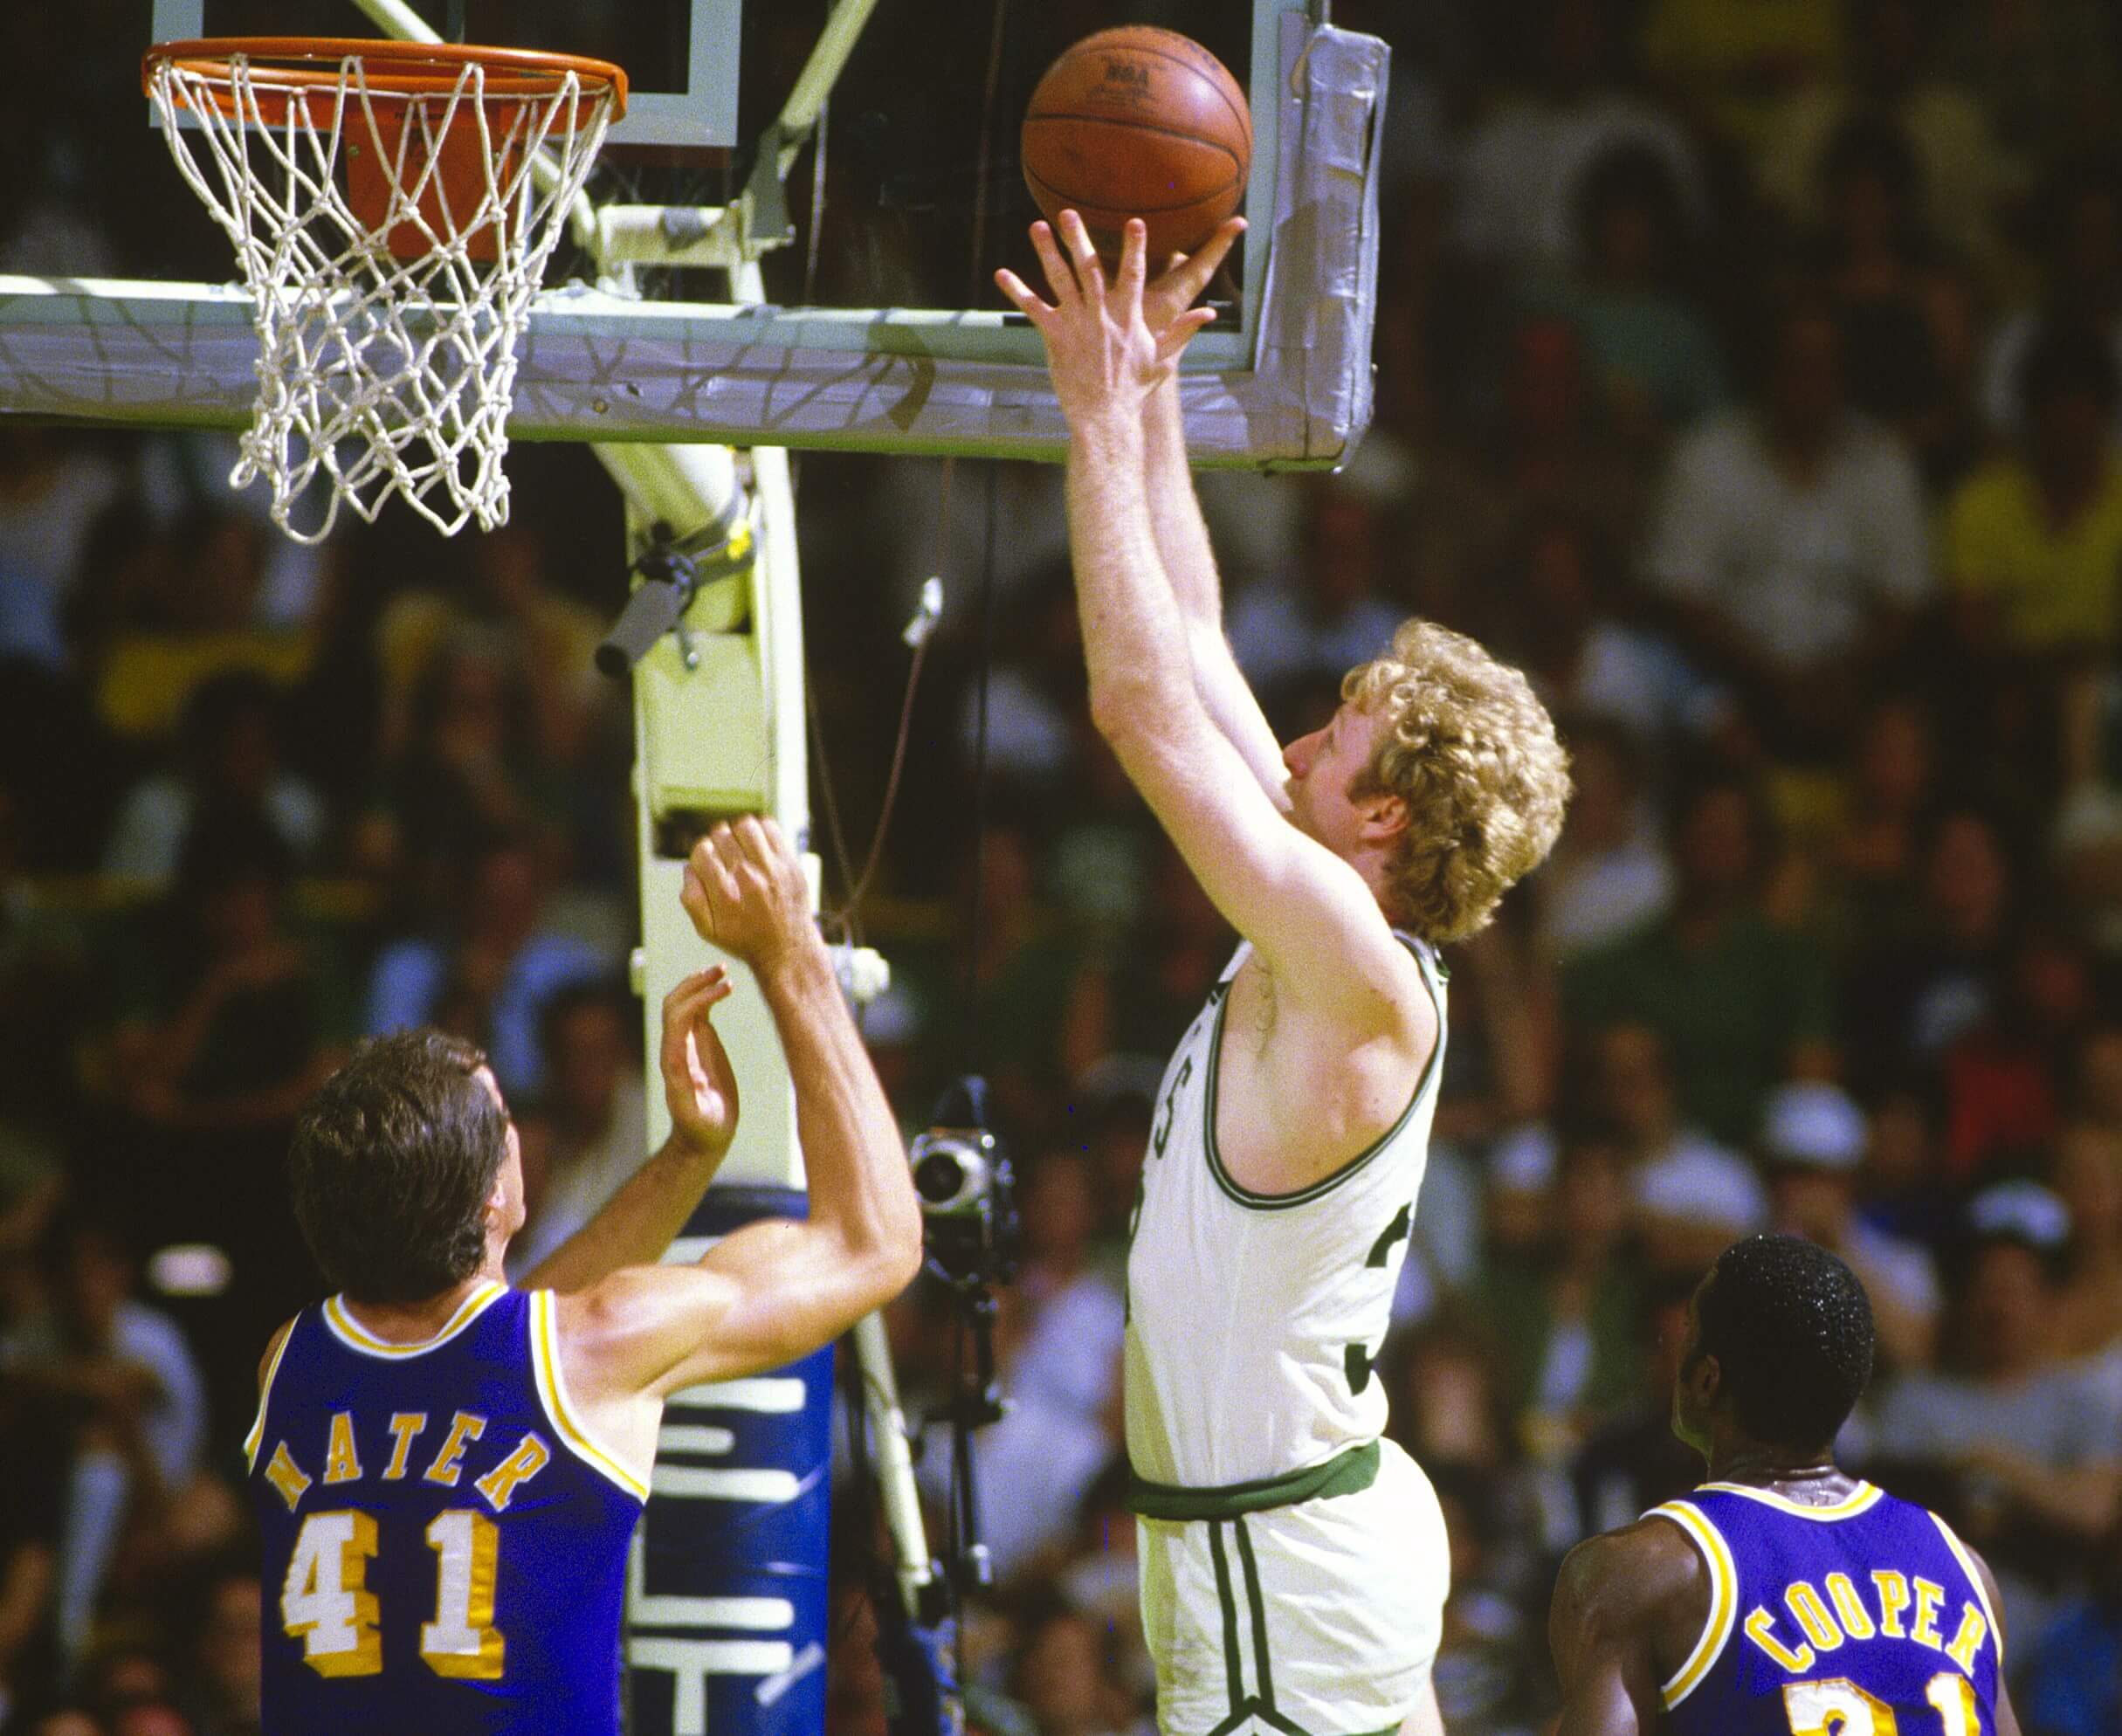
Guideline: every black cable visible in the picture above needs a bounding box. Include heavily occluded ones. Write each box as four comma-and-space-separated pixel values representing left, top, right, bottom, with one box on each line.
954, 0, 1012, 1050
806, 675, 864, 949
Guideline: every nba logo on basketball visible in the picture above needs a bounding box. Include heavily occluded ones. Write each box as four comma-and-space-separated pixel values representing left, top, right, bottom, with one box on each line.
1101, 59, 1149, 87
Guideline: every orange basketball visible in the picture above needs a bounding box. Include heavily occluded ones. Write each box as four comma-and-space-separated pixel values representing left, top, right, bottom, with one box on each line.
1021, 27, 1251, 265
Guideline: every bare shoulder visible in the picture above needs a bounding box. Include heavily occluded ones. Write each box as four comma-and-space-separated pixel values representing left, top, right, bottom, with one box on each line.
1553, 1514, 1712, 1647
548, 1262, 743, 1394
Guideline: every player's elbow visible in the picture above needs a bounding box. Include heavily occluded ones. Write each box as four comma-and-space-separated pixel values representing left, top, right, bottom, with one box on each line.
1087, 677, 1158, 750
844, 1203, 924, 1314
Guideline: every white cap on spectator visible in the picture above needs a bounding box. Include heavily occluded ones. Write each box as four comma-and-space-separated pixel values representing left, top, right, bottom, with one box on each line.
1967, 1180, 2073, 1250
1631, 1140, 1769, 1230
1760, 1082, 1867, 1172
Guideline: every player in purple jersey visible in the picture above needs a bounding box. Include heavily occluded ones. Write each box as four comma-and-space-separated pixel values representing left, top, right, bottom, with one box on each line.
1549, 1234, 2022, 1735
250, 816, 922, 1734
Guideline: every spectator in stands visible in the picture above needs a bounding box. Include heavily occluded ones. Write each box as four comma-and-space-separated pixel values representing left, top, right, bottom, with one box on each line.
104, 806, 343, 1142
504, 979, 645, 1279
1, 1216, 207, 1677
89, 505, 313, 747
1009, 1602, 1152, 1736
1226, 483, 1401, 714
0, 1360, 62, 1730
1427, 1457, 1553, 1735
1503, 517, 1733, 752
1869, 1182, 2122, 1661
175, 1556, 260, 1736
0, 781, 91, 1139
1568, 1273, 1703, 1540
1802, 113, 1975, 472
2017, 1542, 2122, 1736
1753, 0, 2013, 286
1643, 295, 1932, 757
1564, 769, 1837, 1147
999, 1150, 1125, 1491
1530, 724, 1674, 965
1477, 1122, 1643, 1455
363, 828, 610, 1101
1947, 320, 2122, 667
100, 672, 325, 889
0, 427, 122, 672
1530, 141, 1726, 441
1939, 1, 2116, 180
1758, 1080, 1940, 1368
1982, 154, 2122, 444
357, 642, 567, 920
1852, 1082, 1956, 1259
924, 823, 1087, 1142
1842, 806, 2015, 1099
1591, 1021, 1767, 1273
1406, 319, 1649, 625
1637, 0, 1844, 146
1453, 0, 1707, 276
374, 521, 604, 771
2051, 1119, 2122, 1366
1820, 694, 1939, 945
1935, 921, 2091, 1178
911, 1280, 1113, 1585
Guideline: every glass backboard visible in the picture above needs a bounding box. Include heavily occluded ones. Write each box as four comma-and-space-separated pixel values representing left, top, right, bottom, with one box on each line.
148, 0, 742, 147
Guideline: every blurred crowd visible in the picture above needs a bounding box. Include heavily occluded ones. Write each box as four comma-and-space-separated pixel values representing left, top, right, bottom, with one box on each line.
4, 1, 2122, 1733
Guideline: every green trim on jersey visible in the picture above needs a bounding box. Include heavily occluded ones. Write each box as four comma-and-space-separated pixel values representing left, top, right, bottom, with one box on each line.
1128, 1439, 1381, 1520
1202, 934, 1447, 1212
1182, 1507, 1424, 1736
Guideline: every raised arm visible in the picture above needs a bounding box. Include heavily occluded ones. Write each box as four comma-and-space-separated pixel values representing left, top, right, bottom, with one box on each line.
516, 966, 741, 1295
1136, 221, 1290, 808
997, 215, 1416, 1028
561, 817, 923, 1401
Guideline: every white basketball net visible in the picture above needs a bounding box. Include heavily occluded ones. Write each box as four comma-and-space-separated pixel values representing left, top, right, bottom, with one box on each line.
147, 49, 620, 543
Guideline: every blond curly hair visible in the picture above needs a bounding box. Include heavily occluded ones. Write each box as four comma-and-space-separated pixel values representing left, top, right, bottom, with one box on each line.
1342, 619, 1571, 944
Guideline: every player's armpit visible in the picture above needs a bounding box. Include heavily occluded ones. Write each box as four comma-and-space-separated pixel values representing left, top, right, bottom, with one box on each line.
1550, 1523, 1706, 1736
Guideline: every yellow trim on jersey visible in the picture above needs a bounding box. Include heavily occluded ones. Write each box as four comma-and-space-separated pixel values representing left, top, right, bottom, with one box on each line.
1928, 1512, 2003, 1671
527, 1291, 651, 1503
1698, 1480, 1884, 1520
1650, 1500, 1739, 1708
243, 1319, 299, 1473
321, 1283, 506, 1359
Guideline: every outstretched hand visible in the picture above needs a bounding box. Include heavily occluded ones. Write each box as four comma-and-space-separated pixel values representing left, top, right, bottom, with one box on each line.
1141, 217, 1244, 355
660, 966, 739, 1160
996, 211, 1230, 429
680, 816, 818, 975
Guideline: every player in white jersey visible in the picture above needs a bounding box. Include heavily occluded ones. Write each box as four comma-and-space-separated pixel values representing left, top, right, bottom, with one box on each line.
998, 215, 1571, 1736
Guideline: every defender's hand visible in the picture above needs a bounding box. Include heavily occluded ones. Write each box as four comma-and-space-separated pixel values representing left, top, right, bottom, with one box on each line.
680, 816, 819, 974
660, 967, 739, 1160
995, 213, 1212, 427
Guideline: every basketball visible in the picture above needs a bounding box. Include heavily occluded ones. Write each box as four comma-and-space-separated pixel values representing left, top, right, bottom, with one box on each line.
1021, 27, 1251, 265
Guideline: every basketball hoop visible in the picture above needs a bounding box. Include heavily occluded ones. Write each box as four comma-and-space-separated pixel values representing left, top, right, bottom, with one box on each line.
143, 38, 628, 543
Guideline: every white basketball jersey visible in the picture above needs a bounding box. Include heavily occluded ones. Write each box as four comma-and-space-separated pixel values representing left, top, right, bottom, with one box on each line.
1123, 935, 1445, 1491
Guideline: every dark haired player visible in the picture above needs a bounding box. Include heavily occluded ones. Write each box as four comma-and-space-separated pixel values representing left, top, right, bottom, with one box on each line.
1550, 1234, 2021, 1735
247, 816, 921, 1735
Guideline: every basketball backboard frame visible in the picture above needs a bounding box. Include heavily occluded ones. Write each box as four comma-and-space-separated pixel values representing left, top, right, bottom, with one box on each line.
9, 0, 1387, 470
147, 0, 744, 147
